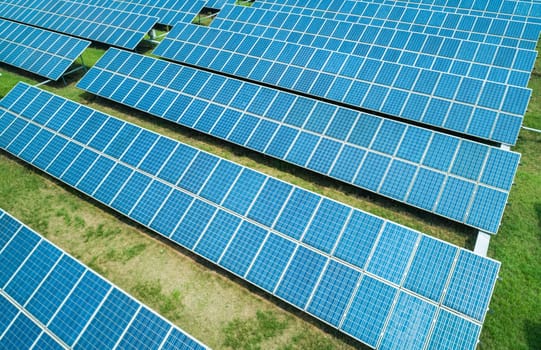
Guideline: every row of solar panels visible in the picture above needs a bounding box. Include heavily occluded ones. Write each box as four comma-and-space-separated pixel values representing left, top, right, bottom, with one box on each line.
155, 7, 534, 146
77, 48, 520, 234
0, 208, 207, 349
0, 83, 501, 349
358, 0, 541, 22
250, 1, 540, 50
215, 5, 537, 87
253, 0, 541, 23
0, 19, 89, 80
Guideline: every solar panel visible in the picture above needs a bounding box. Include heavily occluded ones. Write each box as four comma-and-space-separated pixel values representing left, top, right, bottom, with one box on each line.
254, 0, 541, 27
0, 208, 207, 350
154, 24, 531, 146
0, 82, 501, 349
78, 48, 519, 234
0, 0, 158, 49
0, 19, 90, 80
212, 5, 537, 88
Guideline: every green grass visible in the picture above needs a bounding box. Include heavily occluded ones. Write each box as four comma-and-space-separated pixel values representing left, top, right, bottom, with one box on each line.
223, 311, 288, 350
0, 40, 540, 349
132, 280, 185, 323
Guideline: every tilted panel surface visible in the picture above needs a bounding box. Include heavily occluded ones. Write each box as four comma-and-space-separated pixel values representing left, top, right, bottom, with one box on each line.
0, 209, 207, 349
0, 0, 158, 49
0, 82, 500, 349
154, 23, 531, 145
358, 0, 541, 23
0, 19, 90, 80
79, 48, 519, 233
254, 0, 541, 27
211, 5, 537, 88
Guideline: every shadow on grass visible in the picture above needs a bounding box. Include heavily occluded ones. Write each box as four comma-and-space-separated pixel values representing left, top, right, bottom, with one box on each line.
524, 320, 541, 350
534, 203, 541, 230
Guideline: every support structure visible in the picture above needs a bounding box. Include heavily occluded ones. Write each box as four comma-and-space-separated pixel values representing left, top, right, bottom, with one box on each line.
34, 56, 87, 87
474, 231, 491, 257
522, 125, 541, 134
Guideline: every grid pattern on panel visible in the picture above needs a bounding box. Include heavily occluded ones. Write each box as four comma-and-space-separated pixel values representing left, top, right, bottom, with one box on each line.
0, 82, 501, 349
0, 19, 90, 80
212, 5, 537, 88
76, 48, 520, 234
0, 0, 158, 49
253, 0, 541, 29
361, 0, 541, 23
154, 23, 531, 145
0, 209, 207, 350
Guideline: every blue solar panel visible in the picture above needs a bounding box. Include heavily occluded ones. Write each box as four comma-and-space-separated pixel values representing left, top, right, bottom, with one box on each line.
302, 199, 351, 253
0, 0, 158, 49
154, 24, 530, 145
403, 236, 458, 301
426, 309, 481, 350
0, 83, 502, 348
275, 246, 328, 308
366, 223, 419, 285
0, 209, 207, 350
341, 276, 397, 347
306, 260, 361, 326
76, 48, 521, 234
379, 292, 436, 350
0, 19, 90, 80
212, 5, 537, 87
274, 188, 320, 240
0, 312, 41, 349
444, 250, 501, 322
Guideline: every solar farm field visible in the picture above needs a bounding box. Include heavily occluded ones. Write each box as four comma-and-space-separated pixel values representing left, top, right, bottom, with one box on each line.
0, 37, 539, 350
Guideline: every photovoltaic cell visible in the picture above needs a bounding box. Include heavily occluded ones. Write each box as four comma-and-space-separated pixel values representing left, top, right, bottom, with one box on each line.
0, 83, 501, 349
0, 209, 207, 349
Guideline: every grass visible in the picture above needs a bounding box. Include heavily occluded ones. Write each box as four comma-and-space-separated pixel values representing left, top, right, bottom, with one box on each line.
132, 280, 184, 323
222, 311, 288, 350
0, 39, 540, 349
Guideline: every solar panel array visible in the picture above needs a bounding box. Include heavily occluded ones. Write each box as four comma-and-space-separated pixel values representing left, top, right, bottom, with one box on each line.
0, 19, 90, 80
0, 83, 501, 349
250, 1, 540, 52
153, 20, 531, 145
0, 0, 158, 49
0, 208, 207, 350
254, 0, 541, 25
77, 48, 520, 234
214, 5, 537, 88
